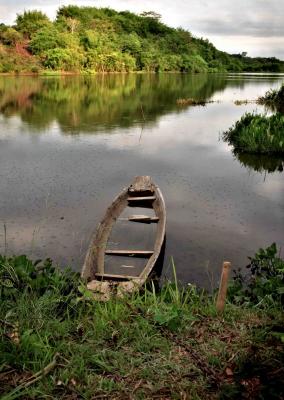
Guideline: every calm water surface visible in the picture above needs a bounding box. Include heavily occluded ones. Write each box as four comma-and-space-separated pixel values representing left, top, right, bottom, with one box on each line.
0, 73, 283, 287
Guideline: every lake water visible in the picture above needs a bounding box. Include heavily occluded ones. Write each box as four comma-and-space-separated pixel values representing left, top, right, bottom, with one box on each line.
0, 73, 283, 287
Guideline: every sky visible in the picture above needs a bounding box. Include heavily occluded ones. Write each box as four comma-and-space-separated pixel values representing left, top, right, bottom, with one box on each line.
0, 0, 283, 60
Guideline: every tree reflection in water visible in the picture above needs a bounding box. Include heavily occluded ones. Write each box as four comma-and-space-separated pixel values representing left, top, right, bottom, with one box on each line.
234, 151, 284, 174
0, 74, 228, 134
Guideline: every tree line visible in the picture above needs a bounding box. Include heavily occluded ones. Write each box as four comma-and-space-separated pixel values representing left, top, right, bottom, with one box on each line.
0, 6, 283, 73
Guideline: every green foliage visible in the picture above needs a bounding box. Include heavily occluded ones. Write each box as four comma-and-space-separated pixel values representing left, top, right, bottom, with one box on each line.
223, 112, 284, 154
0, 255, 80, 302
182, 54, 208, 72
0, 253, 283, 398
15, 10, 51, 39
230, 53, 282, 71
43, 48, 84, 71
0, 45, 39, 73
0, 27, 22, 46
1, 5, 284, 73
29, 26, 67, 55
228, 243, 284, 306
120, 32, 141, 55
258, 84, 284, 113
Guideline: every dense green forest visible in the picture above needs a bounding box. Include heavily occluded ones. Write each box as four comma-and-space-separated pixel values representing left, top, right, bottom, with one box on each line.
0, 6, 284, 73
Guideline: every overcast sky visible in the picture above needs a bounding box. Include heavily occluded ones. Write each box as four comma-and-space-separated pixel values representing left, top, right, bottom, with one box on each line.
0, 0, 283, 60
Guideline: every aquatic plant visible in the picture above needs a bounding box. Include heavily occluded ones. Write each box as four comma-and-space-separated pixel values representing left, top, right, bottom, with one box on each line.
176, 97, 208, 106
257, 84, 284, 113
234, 99, 254, 106
223, 112, 284, 154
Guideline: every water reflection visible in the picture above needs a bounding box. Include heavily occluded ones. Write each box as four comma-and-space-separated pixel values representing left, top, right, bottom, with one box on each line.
234, 151, 284, 173
0, 74, 284, 288
1, 74, 234, 133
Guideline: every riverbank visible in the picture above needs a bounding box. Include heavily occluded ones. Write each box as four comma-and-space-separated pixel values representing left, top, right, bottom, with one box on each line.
1, 246, 283, 399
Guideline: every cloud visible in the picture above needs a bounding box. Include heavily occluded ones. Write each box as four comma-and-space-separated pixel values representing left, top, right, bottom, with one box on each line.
0, 0, 283, 59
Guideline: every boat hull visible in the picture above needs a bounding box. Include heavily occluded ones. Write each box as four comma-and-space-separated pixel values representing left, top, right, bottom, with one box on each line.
81, 176, 166, 298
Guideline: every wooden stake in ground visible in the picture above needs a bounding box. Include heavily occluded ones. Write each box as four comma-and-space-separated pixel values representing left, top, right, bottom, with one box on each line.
216, 261, 231, 313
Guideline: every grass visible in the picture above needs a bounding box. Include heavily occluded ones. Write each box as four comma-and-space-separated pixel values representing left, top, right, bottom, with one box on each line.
0, 251, 283, 399
223, 112, 284, 154
257, 85, 284, 113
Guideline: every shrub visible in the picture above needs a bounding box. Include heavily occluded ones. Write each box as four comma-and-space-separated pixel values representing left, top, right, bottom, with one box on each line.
15, 10, 51, 39
0, 27, 22, 46
43, 47, 84, 70
29, 27, 67, 55
180, 54, 208, 73
223, 113, 284, 154
258, 84, 284, 113
228, 243, 284, 306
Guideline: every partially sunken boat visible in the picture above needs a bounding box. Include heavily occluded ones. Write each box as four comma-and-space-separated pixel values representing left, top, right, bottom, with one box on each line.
82, 176, 166, 299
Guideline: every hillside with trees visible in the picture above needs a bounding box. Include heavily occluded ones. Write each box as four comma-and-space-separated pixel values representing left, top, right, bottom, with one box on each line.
0, 6, 283, 74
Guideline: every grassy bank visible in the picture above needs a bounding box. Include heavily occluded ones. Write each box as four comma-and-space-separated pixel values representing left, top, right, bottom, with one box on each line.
223, 113, 284, 154
1, 245, 283, 399
257, 84, 284, 113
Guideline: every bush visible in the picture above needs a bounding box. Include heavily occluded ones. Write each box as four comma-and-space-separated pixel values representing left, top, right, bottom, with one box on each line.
223, 113, 284, 154
0, 255, 80, 301
180, 54, 208, 72
85, 50, 136, 72
29, 26, 67, 55
228, 243, 284, 306
43, 47, 84, 70
15, 10, 51, 39
0, 27, 22, 46
258, 84, 284, 113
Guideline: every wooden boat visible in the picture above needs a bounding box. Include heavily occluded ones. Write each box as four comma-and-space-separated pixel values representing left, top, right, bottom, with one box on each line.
82, 176, 166, 299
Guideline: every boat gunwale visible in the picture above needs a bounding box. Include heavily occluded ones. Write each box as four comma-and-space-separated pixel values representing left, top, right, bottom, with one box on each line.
81, 177, 166, 288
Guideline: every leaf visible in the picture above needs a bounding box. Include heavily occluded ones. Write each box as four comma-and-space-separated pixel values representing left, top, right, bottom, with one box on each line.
78, 284, 94, 300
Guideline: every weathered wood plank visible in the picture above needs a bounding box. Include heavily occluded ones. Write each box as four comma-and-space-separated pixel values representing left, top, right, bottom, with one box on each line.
127, 196, 156, 201
128, 176, 154, 194
105, 250, 153, 256
128, 215, 159, 222
95, 272, 139, 280
118, 215, 159, 222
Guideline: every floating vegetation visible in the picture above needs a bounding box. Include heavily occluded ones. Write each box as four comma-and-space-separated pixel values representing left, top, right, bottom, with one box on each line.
223, 112, 284, 154
234, 99, 255, 106
176, 98, 212, 106
257, 84, 284, 113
